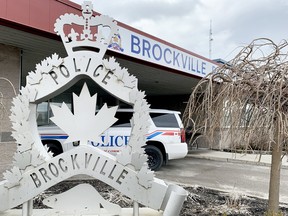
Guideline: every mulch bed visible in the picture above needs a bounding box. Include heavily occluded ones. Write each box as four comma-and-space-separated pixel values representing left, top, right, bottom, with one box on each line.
16, 179, 288, 215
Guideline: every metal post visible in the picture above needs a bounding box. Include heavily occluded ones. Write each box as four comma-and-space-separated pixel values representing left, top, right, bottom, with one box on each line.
22, 199, 33, 216
133, 201, 139, 216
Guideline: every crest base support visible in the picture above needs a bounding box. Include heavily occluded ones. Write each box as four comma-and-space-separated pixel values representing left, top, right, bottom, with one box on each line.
133, 201, 139, 216
21, 199, 33, 216
0, 208, 163, 216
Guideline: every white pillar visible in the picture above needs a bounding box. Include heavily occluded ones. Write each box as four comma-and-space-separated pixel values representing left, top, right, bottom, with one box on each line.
133, 201, 139, 216
22, 199, 33, 216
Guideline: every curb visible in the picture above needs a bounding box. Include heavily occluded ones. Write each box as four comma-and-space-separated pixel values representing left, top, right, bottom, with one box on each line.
186, 154, 288, 169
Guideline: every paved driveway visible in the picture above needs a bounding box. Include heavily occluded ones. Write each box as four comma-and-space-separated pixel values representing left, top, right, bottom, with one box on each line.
156, 157, 288, 203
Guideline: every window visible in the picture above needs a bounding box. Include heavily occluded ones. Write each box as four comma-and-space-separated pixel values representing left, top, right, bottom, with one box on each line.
37, 102, 49, 126
36, 93, 72, 126
150, 113, 179, 127
113, 112, 133, 127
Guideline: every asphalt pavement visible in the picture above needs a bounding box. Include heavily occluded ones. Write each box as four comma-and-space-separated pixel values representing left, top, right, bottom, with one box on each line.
1, 143, 287, 180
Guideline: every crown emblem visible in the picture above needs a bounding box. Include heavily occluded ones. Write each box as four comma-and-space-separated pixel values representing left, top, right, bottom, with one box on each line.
54, 1, 118, 58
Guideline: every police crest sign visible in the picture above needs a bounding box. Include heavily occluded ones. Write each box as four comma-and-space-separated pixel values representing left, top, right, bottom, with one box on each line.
0, 1, 187, 215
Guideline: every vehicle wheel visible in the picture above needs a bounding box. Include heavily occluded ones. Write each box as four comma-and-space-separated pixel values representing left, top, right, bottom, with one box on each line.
44, 143, 62, 157
145, 145, 163, 171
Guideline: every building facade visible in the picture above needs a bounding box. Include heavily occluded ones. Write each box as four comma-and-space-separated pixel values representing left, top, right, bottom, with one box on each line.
0, 0, 219, 144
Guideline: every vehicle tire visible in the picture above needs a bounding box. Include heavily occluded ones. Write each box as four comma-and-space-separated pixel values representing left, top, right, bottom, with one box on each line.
145, 145, 163, 171
44, 143, 62, 157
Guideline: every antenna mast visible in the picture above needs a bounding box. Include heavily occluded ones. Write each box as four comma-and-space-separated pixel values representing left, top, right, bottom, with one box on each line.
209, 19, 213, 59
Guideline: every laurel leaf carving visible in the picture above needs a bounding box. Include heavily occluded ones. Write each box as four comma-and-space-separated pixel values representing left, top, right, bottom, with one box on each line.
103, 57, 137, 89
3, 166, 22, 188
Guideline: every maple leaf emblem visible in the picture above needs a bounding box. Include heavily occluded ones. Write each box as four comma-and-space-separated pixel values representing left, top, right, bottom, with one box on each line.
50, 83, 118, 145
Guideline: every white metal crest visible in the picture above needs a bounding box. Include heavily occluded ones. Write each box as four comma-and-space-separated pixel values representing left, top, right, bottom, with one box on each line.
0, 1, 187, 215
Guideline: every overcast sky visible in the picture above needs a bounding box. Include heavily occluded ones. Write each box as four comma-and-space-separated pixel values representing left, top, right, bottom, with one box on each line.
70, 0, 288, 61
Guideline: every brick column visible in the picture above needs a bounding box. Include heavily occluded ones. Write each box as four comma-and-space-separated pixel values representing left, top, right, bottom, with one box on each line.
0, 44, 20, 142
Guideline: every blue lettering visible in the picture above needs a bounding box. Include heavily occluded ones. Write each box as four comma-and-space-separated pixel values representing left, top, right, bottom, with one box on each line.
124, 136, 129, 145
131, 35, 141, 54
130, 35, 211, 75
101, 135, 109, 147
101, 143, 109, 147
91, 135, 105, 147
90, 135, 140, 148
91, 141, 99, 147
115, 136, 123, 147
202, 62, 206, 75
164, 48, 172, 64
152, 44, 162, 61
106, 136, 114, 147
197, 60, 201, 73
191, 58, 196, 72
181, 54, 188, 69
173, 51, 180, 67
91, 136, 131, 147
143, 39, 151, 58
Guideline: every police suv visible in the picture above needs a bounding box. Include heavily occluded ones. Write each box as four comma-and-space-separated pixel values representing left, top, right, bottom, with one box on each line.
38, 109, 188, 170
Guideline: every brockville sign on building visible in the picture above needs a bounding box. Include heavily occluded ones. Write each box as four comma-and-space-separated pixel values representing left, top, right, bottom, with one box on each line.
0, 1, 187, 215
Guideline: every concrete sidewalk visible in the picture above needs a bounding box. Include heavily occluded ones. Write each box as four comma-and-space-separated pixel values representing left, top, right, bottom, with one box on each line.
187, 148, 288, 168
0, 208, 163, 216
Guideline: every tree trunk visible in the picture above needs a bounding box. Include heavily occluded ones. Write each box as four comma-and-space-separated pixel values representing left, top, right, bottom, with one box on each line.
267, 142, 282, 213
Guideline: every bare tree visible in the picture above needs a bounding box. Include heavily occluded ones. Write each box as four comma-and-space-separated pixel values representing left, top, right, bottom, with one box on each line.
183, 38, 288, 214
